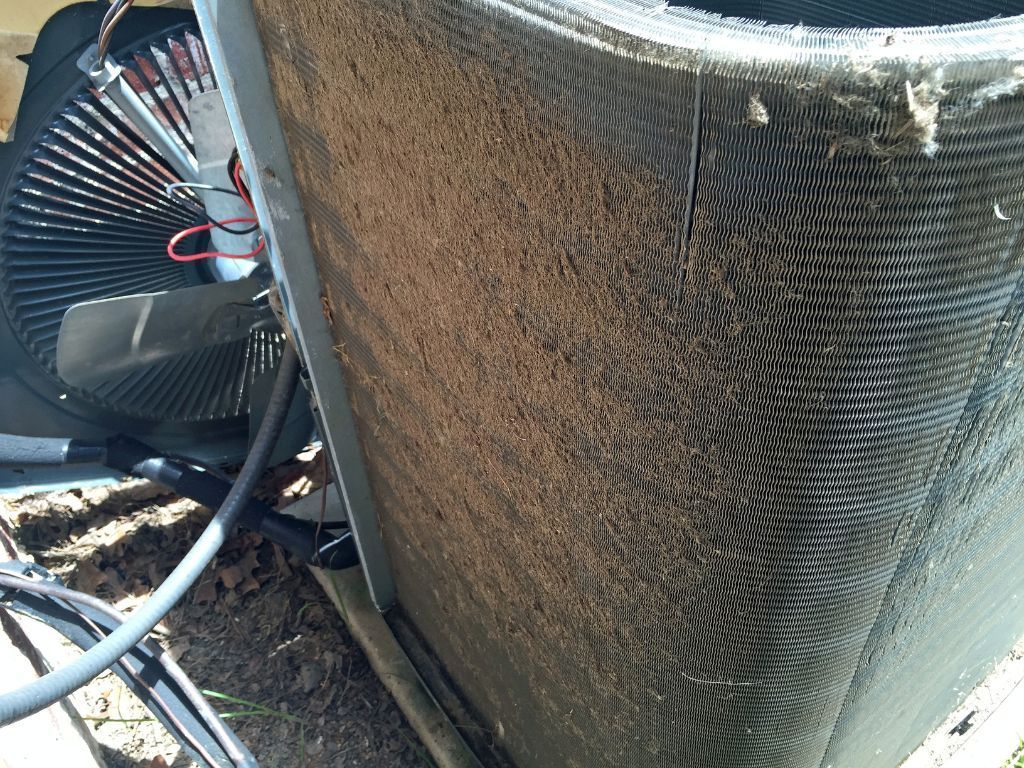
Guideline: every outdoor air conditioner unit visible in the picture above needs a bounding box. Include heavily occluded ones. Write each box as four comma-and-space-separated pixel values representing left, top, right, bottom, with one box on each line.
202, 0, 1024, 765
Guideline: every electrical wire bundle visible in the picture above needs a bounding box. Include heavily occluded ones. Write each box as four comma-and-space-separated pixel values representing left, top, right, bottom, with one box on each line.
96, 0, 136, 63
100, 0, 266, 264
166, 156, 265, 262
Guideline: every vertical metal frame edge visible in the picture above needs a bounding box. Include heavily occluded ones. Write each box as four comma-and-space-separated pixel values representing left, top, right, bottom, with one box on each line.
193, 0, 396, 608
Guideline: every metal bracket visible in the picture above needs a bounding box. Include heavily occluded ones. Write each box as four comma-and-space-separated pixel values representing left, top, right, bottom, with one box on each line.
192, 0, 395, 608
191, 88, 262, 271
77, 43, 199, 184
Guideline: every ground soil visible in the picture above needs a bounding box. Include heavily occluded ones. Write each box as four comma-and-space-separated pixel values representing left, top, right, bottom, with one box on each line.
0, 453, 427, 768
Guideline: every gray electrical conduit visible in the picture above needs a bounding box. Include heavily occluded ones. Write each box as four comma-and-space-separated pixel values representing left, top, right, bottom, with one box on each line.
0, 343, 300, 743
0, 571, 253, 766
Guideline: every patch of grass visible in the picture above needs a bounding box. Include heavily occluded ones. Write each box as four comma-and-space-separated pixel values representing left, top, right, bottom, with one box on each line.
202, 689, 303, 723
93, 692, 313, 764
203, 689, 308, 764
295, 601, 318, 622
1004, 738, 1024, 767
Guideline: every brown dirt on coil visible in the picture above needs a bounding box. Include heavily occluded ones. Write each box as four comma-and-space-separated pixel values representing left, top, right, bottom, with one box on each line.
252, 2, 756, 766
251, 1, 1024, 767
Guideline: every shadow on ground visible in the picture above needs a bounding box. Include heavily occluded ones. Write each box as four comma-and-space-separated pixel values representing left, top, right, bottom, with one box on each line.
2, 462, 427, 768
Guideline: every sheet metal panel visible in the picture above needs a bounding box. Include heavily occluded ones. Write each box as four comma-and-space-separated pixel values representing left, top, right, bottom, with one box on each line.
193, 0, 396, 607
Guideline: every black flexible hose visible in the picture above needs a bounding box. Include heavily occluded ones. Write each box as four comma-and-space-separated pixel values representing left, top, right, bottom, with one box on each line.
0, 435, 105, 467
0, 344, 299, 737
0, 424, 358, 569
104, 437, 358, 569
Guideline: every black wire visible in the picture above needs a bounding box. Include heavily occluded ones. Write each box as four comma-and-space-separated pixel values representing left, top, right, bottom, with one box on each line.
162, 453, 233, 483
205, 217, 261, 236
227, 150, 252, 202
96, 0, 133, 63
97, 0, 125, 44
165, 185, 262, 236
226, 148, 240, 184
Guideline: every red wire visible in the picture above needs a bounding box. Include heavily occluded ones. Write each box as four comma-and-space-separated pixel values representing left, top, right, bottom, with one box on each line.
233, 161, 254, 211
167, 217, 265, 262
167, 160, 262, 262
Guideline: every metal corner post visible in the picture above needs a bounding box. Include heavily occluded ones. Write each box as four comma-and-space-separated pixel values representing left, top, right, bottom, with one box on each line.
192, 0, 396, 609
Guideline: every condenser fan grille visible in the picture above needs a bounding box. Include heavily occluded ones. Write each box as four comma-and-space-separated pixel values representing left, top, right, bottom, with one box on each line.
0, 28, 283, 423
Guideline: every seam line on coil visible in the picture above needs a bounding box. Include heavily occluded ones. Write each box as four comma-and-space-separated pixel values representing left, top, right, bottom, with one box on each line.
677, 55, 705, 293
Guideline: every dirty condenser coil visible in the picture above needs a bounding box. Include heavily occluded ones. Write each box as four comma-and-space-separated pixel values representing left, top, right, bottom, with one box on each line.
251, 0, 1024, 766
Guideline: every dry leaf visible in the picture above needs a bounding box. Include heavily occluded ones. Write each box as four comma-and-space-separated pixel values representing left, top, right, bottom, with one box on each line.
102, 567, 127, 599
193, 579, 217, 605
218, 565, 244, 590
241, 547, 261, 569
305, 738, 324, 757
166, 639, 191, 662
238, 576, 261, 596
272, 543, 293, 578
147, 561, 164, 589
114, 593, 144, 615
74, 559, 108, 595
49, 491, 84, 512
299, 661, 324, 693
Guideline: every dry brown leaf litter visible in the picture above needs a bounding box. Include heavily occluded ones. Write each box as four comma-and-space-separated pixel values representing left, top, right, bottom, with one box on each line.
1, 460, 427, 768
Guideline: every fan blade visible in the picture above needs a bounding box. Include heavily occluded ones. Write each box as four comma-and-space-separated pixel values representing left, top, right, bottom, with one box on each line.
56, 278, 266, 390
